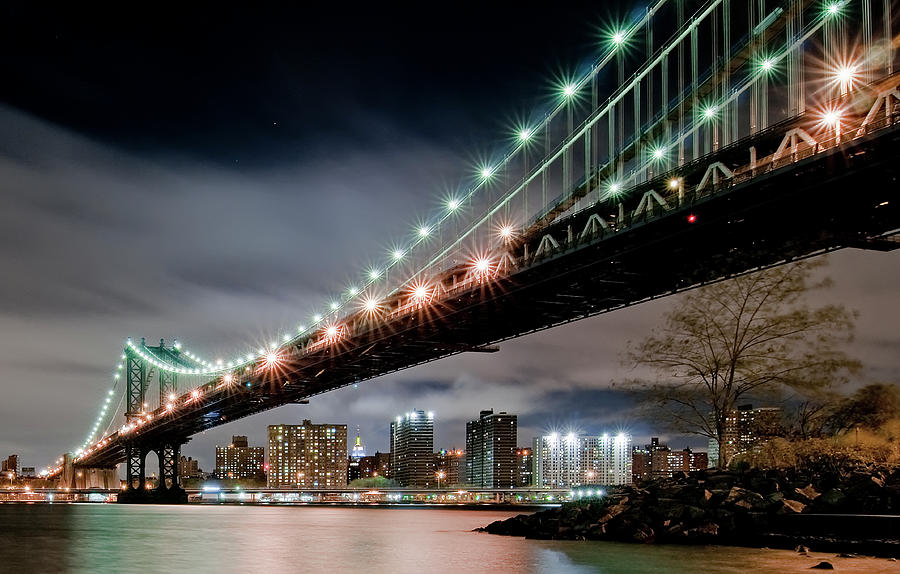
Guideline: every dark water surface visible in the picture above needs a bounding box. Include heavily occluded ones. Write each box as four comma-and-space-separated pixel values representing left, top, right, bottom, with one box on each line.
0, 504, 896, 573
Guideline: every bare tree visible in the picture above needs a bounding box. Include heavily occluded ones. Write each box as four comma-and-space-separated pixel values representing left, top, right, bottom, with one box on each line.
623, 260, 859, 468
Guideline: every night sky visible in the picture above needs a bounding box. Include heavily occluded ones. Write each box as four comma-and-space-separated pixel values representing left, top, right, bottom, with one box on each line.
2, 3, 899, 473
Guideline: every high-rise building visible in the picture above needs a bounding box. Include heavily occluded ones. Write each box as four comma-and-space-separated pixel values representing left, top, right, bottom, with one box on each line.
390, 410, 434, 487
534, 432, 632, 488
434, 448, 464, 486
374, 451, 392, 479
533, 433, 581, 488
516, 448, 533, 487
1, 454, 19, 476
708, 405, 783, 467
178, 456, 203, 480
268, 421, 348, 488
465, 409, 518, 488
348, 427, 367, 482
216, 436, 265, 480
582, 434, 632, 486
632, 438, 666, 482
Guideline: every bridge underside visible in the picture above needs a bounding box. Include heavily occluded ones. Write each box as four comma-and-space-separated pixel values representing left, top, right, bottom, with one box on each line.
78, 122, 900, 498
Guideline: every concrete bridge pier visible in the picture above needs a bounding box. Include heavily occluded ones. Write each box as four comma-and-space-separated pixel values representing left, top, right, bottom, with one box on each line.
60, 454, 119, 490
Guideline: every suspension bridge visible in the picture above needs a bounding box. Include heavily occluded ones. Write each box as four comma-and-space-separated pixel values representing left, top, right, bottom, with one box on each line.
46, 0, 899, 502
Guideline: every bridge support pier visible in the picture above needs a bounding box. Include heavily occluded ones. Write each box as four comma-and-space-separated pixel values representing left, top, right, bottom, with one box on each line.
118, 439, 188, 504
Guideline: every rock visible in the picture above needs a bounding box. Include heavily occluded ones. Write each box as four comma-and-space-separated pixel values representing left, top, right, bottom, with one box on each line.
795, 545, 810, 554
683, 521, 719, 538
750, 477, 780, 495
837, 553, 858, 558
810, 561, 834, 570
775, 499, 806, 514
795, 484, 821, 502
815, 488, 846, 511
725, 486, 766, 510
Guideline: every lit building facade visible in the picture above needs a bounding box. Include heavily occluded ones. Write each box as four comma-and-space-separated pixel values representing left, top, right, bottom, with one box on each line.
708, 405, 783, 467
516, 448, 533, 487
582, 434, 632, 486
434, 448, 464, 486
216, 436, 265, 480
1, 454, 19, 477
465, 409, 517, 488
534, 432, 632, 488
268, 421, 348, 488
390, 410, 434, 487
533, 433, 582, 488
347, 427, 367, 482
178, 456, 203, 480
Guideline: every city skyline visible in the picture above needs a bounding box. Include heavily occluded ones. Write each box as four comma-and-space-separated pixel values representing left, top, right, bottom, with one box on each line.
1, 2, 899, 474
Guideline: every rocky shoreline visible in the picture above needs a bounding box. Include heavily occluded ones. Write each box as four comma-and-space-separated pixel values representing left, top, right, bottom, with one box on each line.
478, 467, 900, 558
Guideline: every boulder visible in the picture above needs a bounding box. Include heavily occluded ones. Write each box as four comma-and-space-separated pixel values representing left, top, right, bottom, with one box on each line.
810, 561, 834, 570
795, 484, 820, 502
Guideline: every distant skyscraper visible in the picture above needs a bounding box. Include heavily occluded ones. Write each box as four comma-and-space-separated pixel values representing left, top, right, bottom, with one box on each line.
268, 421, 348, 488
534, 432, 632, 487
582, 434, 632, 486
1, 454, 19, 476
178, 456, 203, 480
216, 436, 264, 480
516, 448, 533, 487
390, 410, 434, 487
708, 405, 783, 467
632, 438, 664, 482
533, 433, 581, 488
434, 448, 464, 486
348, 427, 367, 482
465, 409, 518, 488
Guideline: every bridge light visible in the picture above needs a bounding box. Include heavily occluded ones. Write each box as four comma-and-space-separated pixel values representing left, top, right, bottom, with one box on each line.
417, 225, 430, 238
190, 389, 201, 400
687, 214, 697, 223
760, 58, 775, 73
499, 225, 515, 240
165, 403, 174, 412
413, 285, 430, 300
264, 352, 281, 370
348, 286, 359, 297
313, 314, 323, 323
651, 147, 665, 160
608, 182, 622, 196
368, 268, 381, 280
446, 198, 460, 211
562, 83, 577, 98
822, 109, 842, 126
392, 248, 405, 261
329, 301, 339, 311
480, 166, 494, 179
702, 105, 717, 120
363, 297, 381, 313
834, 64, 858, 95
518, 128, 532, 142
668, 178, 681, 189
325, 325, 338, 338
825, 1, 841, 16
473, 257, 491, 274
611, 30, 626, 46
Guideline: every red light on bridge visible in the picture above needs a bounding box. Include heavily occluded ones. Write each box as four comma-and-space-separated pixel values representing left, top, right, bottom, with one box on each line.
687, 214, 697, 223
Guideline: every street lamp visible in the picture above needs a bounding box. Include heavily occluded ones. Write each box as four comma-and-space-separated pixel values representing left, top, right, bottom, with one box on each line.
436, 470, 446, 490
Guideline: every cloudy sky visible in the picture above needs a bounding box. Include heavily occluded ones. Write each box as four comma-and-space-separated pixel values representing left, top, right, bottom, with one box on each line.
2, 3, 898, 473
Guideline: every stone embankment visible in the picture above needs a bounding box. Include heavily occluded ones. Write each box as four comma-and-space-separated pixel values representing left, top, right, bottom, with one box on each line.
479, 467, 900, 557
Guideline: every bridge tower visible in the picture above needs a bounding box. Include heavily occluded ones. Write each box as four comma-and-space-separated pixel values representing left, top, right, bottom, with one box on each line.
118, 338, 188, 504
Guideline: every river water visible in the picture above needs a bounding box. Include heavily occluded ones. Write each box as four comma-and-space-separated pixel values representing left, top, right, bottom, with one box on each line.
0, 504, 896, 573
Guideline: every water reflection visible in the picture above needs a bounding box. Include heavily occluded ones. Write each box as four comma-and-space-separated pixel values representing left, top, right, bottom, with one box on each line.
0, 505, 894, 574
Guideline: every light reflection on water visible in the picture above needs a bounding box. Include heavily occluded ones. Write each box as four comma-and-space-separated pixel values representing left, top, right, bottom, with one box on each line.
0, 504, 896, 574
